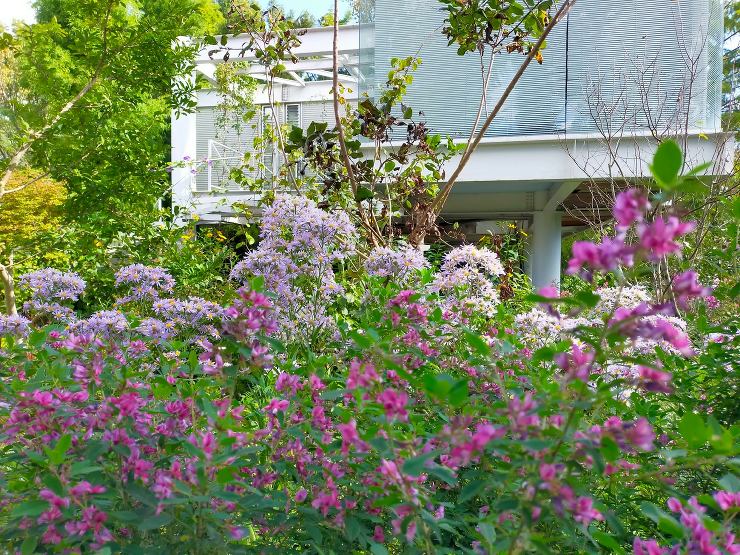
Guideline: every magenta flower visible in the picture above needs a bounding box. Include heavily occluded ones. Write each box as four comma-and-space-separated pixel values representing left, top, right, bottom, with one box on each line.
373, 525, 385, 543
653, 319, 693, 356
133, 459, 154, 482
625, 418, 656, 451
638, 366, 673, 393
637, 217, 695, 260
264, 398, 289, 415
337, 419, 365, 454
41, 525, 64, 545
671, 271, 711, 309
567, 238, 634, 278
554, 344, 595, 382
346, 359, 380, 390
376, 388, 409, 421
667, 497, 683, 512
311, 479, 341, 516
69, 482, 106, 498
379, 459, 403, 483
539, 463, 558, 482
39, 489, 70, 509
275, 373, 303, 396
569, 496, 604, 526
614, 188, 650, 230
471, 422, 505, 450
152, 471, 174, 500
537, 286, 559, 299
633, 538, 668, 555
714, 491, 740, 511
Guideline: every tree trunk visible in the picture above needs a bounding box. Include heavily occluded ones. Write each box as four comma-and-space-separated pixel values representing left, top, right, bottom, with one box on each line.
0, 255, 18, 316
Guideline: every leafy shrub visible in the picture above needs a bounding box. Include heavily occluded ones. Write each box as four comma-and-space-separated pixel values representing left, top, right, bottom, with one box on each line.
0, 143, 738, 554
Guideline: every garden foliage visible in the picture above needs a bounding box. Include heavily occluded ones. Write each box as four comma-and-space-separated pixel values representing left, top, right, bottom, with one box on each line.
0, 144, 738, 554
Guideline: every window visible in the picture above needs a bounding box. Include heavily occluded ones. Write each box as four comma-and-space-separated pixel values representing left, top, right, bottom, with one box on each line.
286, 103, 301, 129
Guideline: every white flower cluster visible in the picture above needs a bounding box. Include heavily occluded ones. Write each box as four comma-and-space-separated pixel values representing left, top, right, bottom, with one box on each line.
431, 245, 506, 319
514, 308, 597, 351
592, 285, 652, 316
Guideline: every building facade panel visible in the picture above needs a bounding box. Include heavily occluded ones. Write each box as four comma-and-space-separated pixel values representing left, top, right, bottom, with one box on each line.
369, 0, 723, 139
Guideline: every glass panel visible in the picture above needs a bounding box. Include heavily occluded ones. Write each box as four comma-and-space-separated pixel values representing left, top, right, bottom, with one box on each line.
286, 104, 301, 128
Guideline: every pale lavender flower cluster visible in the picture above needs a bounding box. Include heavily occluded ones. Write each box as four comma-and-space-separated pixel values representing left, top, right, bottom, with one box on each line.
114, 264, 175, 304
18, 269, 85, 323
18, 268, 86, 301
69, 310, 129, 339
430, 245, 505, 319
152, 297, 224, 341
365, 244, 428, 283
230, 195, 357, 342
0, 314, 31, 337
135, 318, 176, 342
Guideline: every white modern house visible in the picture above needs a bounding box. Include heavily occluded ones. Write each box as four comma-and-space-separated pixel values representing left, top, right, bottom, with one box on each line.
172, 0, 732, 288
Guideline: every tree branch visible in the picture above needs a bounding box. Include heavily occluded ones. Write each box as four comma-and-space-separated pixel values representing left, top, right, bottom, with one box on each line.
432, 0, 576, 214
0, 0, 115, 200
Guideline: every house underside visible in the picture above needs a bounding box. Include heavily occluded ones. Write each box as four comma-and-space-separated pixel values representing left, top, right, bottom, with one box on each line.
172, 0, 732, 289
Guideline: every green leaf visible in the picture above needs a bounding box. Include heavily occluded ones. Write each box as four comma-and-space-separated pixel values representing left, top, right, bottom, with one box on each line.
21, 536, 37, 555
449, 379, 469, 408
464, 331, 490, 356
371, 493, 402, 508
651, 139, 683, 188
678, 412, 709, 448
427, 465, 457, 486
732, 196, 740, 222
402, 451, 439, 477
685, 161, 712, 176
288, 125, 304, 143
719, 473, 740, 492
459, 479, 487, 503
657, 515, 685, 538
574, 290, 601, 308
25, 450, 45, 465
424, 373, 452, 398
673, 179, 708, 195
348, 329, 373, 349
345, 516, 362, 541
478, 521, 497, 547
110, 510, 141, 522
42, 474, 65, 496
593, 531, 625, 553
28, 329, 48, 348
370, 543, 389, 555
600, 436, 620, 463
641, 502, 684, 539
355, 186, 374, 202
44, 434, 72, 465
11, 500, 49, 519
137, 512, 173, 531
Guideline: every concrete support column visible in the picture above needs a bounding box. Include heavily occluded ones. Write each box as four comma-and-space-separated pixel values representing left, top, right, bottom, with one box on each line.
529, 211, 563, 290
171, 68, 197, 225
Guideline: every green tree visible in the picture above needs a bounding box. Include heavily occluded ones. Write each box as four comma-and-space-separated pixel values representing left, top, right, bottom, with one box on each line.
0, 0, 228, 314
